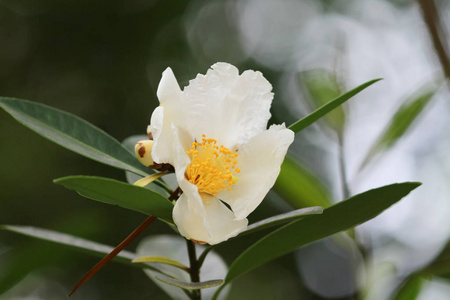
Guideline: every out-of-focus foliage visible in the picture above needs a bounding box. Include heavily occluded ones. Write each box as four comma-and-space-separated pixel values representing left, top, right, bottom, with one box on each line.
391, 275, 424, 300
299, 69, 346, 132
360, 83, 440, 169
1, 224, 158, 273
274, 156, 331, 208
420, 242, 450, 279
0, 212, 108, 295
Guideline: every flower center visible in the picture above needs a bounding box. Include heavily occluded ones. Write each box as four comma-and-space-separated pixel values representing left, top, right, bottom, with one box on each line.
185, 134, 240, 197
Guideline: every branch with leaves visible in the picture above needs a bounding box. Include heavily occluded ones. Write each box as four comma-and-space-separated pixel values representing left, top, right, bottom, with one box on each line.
0, 63, 421, 300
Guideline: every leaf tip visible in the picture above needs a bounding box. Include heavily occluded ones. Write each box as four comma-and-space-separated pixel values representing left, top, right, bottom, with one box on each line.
410, 181, 422, 188
365, 78, 383, 86
53, 176, 68, 185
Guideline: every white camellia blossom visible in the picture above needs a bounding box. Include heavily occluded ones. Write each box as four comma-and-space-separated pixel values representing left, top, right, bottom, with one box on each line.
149, 62, 294, 245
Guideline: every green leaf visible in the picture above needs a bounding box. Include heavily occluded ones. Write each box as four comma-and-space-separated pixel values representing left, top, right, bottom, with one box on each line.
0, 225, 165, 274
288, 78, 381, 133
225, 182, 420, 284
0, 97, 150, 176
391, 275, 424, 300
155, 275, 224, 290
132, 256, 189, 272
299, 69, 345, 132
360, 85, 439, 169
273, 156, 331, 208
54, 176, 174, 223
238, 206, 323, 237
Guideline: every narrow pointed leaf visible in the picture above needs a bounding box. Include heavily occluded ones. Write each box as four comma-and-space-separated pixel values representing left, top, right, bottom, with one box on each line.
0, 225, 164, 273
0, 97, 150, 176
274, 156, 331, 208
238, 206, 323, 237
54, 176, 174, 223
155, 275, 224, 290
288, 78, 381, 133
133, 256, 189, 272
360, 85, 438, 169
225, 182, 421, 284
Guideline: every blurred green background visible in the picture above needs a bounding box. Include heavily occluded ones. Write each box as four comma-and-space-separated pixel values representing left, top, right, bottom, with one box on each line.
1, 0, 450, 299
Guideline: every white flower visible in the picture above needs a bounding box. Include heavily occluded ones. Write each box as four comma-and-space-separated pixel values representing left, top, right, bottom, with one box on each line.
149, 62, 294, 245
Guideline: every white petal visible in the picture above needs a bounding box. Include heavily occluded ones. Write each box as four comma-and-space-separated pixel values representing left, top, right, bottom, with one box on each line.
167, 125, 196, 190
183, 62, 273, 148
151, 120, 203, 219
151, 68, 190, 164
219, 124, 295, 220
173, 193, 208, 242
173, 193, 248, 245
149, 106, 168, 163
151, 63, 273, 156
153, 63, 272, 149
154, 113, 248, 245
157, 67, 183, 104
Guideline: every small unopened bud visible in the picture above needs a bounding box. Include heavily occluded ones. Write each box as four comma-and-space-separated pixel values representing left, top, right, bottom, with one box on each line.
135, 140, 154, 167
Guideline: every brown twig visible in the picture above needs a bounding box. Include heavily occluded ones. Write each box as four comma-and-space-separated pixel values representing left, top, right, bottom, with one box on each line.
169, 186, 182, 201
68, 216, 157, 297
418, 0, 450, 78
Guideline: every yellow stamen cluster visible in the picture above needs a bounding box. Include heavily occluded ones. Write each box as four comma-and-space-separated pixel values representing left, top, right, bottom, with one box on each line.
185, 135, 240, 197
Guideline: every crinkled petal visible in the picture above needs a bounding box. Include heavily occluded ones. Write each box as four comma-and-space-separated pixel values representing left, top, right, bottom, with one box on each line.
219, 124, 294, 220
173, 193, 248, 245
183, 62, 273, 148
152, 63, 273, 151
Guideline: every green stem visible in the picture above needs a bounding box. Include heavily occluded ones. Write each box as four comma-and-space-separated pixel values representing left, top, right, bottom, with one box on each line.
337, 132, 350, 200
337, 133, 359, 300
338, 132, 371, 300
186, 240, 201, 300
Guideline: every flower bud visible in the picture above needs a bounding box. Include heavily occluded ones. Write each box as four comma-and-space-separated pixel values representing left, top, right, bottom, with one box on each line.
147, 125, 153, 140
135, 140, 154, 167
